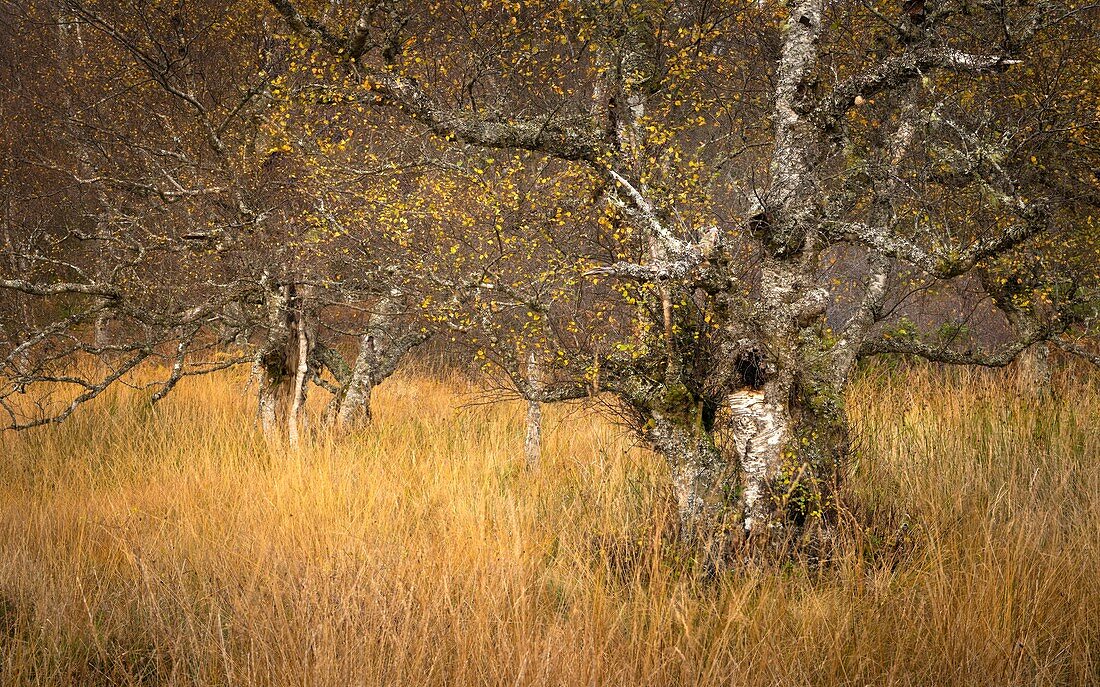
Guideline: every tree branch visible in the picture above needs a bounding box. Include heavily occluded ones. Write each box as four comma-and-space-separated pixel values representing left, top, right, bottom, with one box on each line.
859, 331, 1043, 367
826, 204, 1049, 279
0, 279, 120, 298
816, 46, 1022, 133
272, 1, 604, 163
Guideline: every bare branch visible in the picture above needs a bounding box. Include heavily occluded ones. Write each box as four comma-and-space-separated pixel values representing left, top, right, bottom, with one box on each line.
0, 279, 120, 298
607, 170, 686, 254
826, 206, 1049, 279
266, 0, 347, 55
817, 47, 1022, 133
859, 330, 1045, 367
346, 76, 604, 163
1054, 338, 1100, 366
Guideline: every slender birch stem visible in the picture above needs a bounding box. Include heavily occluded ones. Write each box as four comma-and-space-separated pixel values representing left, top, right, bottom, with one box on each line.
524, 350, 543, 470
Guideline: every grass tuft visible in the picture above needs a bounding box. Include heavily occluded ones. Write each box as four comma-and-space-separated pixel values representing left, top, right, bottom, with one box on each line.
0, 367, 1097, 686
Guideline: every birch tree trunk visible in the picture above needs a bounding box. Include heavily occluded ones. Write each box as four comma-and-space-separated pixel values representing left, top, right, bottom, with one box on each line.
333, 332, 377, 427
645, 412, 732, 555
524, 350, 543, 469
256, 279, 313, 441
1016, 342, 1053, 397
981, 272, 1055, 398
327, 291, 430, 429
723, 248, 847, 535
729, 386, 790, 532
1, 206, 34, 369
257, 282, 291, 438
287, 302, 311, 447
57, 8, 115, 347
726, 0, 849, 536
728, 370, 849, 535
330, 294, 401, 428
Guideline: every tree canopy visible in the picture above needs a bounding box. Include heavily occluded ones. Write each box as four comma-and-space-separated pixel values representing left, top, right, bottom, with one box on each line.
2, 0, 1098, 549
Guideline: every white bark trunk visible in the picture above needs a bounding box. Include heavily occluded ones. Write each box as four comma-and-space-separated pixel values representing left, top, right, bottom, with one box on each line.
728, 388, 791, 532
647, 414, 729, 548
256, 281, 290, 439
255, 279, 313, 442
524, 350, 543, 469
258, 376, 280, 437
287, 308, 310, 447
332, 292, 417, 428
765, 0, 824, 253
335, 333, 377, 427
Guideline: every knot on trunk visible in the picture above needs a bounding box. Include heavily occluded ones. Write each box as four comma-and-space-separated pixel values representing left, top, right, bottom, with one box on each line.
795, 287, 829, 327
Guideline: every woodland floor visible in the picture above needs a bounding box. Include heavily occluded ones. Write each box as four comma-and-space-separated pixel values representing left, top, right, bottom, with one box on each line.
0, 365, 1097, 686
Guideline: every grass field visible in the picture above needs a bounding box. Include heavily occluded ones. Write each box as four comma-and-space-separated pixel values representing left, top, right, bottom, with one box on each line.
0, 366, 1097, 686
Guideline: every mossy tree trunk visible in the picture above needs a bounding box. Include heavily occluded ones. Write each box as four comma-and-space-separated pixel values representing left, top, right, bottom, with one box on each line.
644, 410, 733, 555
1016, 342, 1053, 397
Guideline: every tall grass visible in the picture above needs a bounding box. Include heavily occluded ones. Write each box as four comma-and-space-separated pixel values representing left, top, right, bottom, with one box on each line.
0, 366, 1097, 686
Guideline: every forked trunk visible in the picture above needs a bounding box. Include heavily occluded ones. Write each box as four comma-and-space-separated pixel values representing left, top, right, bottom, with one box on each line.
256, 280, 313, 441
286, 309, 311, 447
258, 341, 300, 438
327, 293, 422, 430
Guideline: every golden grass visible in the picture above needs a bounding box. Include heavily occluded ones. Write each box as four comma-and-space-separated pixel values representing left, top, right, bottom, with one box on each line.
0, 367, 1097, 686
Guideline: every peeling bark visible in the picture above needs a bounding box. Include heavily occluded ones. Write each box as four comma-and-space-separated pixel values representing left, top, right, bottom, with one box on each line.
729, 387, 791, 532
729, 368, 850, 534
